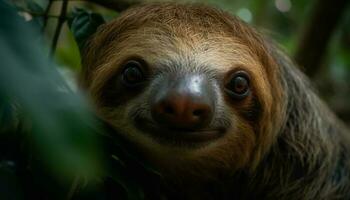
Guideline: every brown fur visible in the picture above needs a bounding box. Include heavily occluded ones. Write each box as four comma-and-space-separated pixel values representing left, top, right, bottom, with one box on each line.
81, 3, 350, 200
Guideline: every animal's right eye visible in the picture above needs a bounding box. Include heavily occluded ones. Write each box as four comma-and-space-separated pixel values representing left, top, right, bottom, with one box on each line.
121, 60, 145, 87
224, 70, 250, 100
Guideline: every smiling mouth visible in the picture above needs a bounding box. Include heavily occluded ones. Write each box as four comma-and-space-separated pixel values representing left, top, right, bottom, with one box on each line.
134, 118, 226, 144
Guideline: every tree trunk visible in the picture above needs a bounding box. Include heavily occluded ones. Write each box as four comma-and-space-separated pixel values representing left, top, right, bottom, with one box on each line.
294, 0, 349, 78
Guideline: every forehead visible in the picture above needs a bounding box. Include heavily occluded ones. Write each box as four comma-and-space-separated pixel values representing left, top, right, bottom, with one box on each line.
108, 25, 261, 73
88, 3, 269, 77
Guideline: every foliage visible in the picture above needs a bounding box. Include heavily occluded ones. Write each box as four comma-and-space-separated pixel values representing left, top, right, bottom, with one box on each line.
0, 0, 101, 196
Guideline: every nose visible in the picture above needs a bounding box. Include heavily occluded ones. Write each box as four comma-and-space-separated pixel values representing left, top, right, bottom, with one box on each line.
150, 75, 215, 129
152, 94, 213, 129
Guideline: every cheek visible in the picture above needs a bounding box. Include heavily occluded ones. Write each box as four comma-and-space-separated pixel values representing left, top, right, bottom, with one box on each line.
97, 104, 152, 148
205, 117, 256, 170
97, 106, 128, 130
97, 90, 151, 132
214, 94, 259, 168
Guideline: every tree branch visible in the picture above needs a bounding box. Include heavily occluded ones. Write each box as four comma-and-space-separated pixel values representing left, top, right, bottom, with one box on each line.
42, 0, 54, 33
50, 0, 69, 57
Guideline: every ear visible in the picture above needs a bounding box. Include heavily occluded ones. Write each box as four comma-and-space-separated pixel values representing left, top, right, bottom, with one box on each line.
68, 8, 106, 51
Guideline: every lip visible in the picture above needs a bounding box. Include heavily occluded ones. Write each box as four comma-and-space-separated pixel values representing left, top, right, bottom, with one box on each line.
134, 117, 225, 143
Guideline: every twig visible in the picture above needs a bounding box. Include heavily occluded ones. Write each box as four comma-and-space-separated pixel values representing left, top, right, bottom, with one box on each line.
19, 9, 65, 19
42, 0, 54, 33
50, 0, 69, 57
16, 6, 63, 18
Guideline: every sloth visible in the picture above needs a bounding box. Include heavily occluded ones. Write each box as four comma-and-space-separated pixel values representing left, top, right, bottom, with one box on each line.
80, 3, 350, 200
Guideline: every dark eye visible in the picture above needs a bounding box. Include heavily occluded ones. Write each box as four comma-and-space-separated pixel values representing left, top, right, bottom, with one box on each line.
121, 60, 145, 87
225, 71, 250, 99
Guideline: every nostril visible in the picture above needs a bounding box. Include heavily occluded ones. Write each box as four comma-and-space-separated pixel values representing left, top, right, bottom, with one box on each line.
164, 105, 174, 114
193, 109, 204, 116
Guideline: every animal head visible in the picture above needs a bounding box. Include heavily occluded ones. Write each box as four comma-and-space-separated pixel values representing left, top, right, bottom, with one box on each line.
81, 3, 287, 179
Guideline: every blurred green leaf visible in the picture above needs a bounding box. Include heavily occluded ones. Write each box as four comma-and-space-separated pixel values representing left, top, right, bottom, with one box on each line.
0, 1, 103, 184
68, 8, 105, 50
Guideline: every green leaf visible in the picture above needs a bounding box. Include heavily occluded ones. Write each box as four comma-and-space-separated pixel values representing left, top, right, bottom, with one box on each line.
0, 1, 104, 184
68, 8, 105, 50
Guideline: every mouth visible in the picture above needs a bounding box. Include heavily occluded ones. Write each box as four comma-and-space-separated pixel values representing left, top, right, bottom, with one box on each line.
134, 117, 226, 144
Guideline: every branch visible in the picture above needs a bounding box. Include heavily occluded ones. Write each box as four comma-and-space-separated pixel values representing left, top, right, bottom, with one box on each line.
42, 0, 54, 33
81, 0, 141, 12
19, 9, 65, 19
50, 0, 69, 57
293, 0, 349, 78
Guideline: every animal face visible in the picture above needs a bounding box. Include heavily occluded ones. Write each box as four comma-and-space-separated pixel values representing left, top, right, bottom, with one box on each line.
82, 3, 284, 177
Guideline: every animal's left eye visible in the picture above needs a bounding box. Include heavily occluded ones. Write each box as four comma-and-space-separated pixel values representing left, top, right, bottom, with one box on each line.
121, 60, 145, 87
225, 71, 250, 100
